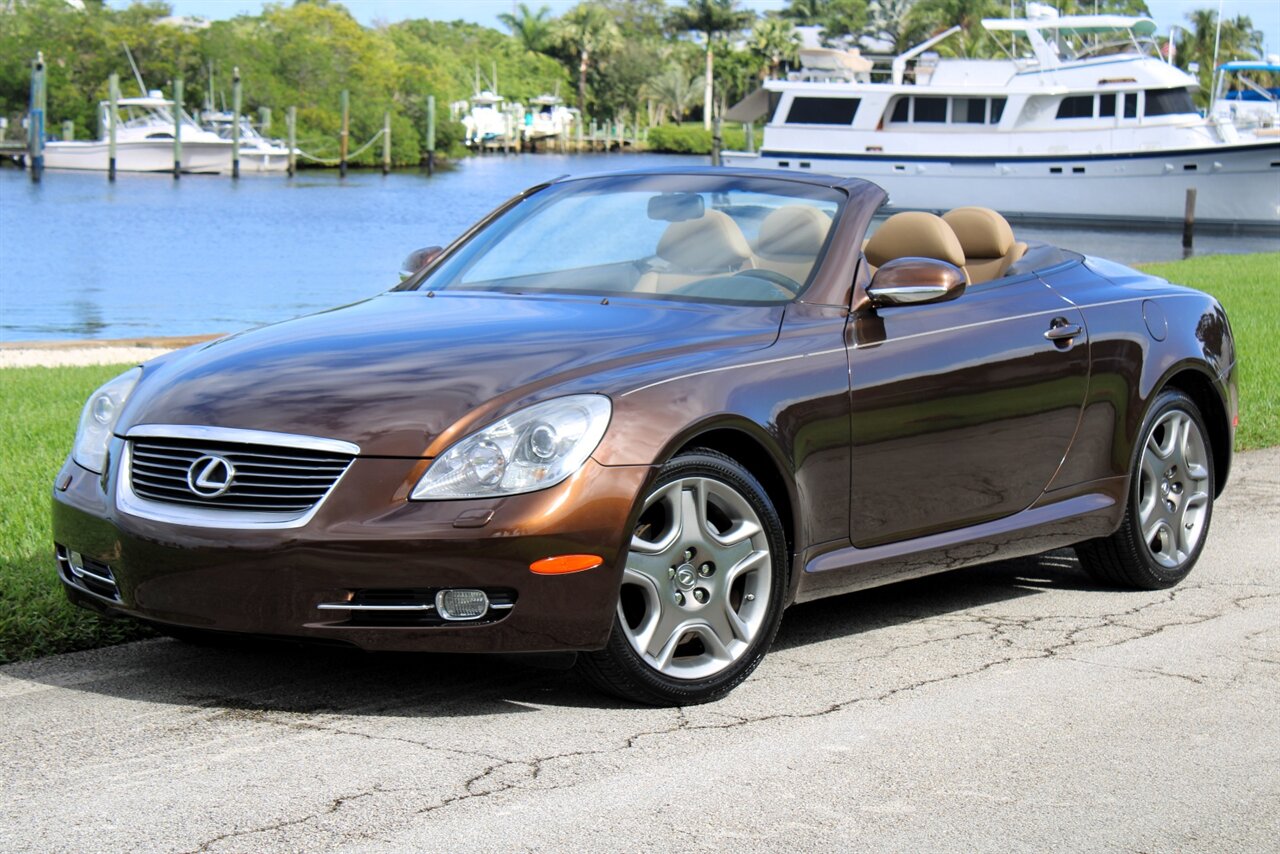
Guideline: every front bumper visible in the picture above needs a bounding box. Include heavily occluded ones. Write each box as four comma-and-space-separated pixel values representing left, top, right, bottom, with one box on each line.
52, 451, 655, 653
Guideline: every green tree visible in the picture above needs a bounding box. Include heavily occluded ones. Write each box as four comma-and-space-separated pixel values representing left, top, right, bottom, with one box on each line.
749, 17, 800, 80
782, 0, 867, 43
498, 3, 555, 54
910, 0, 1002, 58
666, 0, 754, 129
642, 65, 700, 122
864, 0, 926, 53
1176, 8, 1263, 108
554, 3, 622, 116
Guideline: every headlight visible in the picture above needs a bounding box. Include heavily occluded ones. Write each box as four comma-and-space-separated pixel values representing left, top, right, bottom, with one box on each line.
411, 394, 611, 500
72, 367, 142, 473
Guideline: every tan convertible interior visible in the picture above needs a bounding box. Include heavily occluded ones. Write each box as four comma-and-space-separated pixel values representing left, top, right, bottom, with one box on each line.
640, 203, 1023, 298
864, 206, 1026, 285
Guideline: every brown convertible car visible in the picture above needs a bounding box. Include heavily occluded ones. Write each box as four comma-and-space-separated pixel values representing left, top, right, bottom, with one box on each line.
53, 168, 1236, 704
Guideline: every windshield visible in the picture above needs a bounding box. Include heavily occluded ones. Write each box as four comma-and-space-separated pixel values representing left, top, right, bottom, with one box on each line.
412, 174, 844, 304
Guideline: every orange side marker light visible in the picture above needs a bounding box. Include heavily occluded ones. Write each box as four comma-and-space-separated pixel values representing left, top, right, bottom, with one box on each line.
530, 554, 603, 575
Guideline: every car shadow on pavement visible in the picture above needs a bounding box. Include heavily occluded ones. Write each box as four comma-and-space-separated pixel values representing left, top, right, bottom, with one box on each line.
7, 550, 1097, 714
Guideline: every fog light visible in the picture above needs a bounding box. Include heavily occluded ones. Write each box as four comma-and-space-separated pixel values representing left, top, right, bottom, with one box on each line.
435, 588, 489, 621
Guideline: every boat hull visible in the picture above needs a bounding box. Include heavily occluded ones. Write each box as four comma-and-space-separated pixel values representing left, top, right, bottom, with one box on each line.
228, 148, 292, 174
723, 141, 1280, 227
43, 140, 233, 174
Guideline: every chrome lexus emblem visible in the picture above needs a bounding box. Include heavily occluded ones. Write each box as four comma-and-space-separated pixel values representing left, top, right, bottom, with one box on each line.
187, 455, 235, 498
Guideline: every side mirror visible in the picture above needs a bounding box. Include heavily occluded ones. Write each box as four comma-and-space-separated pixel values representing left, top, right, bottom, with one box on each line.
399, 245, 444, 281
866, 257, 967, 307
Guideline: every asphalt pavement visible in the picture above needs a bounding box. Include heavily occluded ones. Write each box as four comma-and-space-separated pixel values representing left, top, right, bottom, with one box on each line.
3, 448, 1278, 853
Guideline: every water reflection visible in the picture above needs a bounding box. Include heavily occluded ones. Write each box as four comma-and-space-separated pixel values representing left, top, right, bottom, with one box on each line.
1, 155, 1275, 341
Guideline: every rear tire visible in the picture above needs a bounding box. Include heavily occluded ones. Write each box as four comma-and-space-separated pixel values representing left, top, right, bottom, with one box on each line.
577, 449, 788, 705
1076, 389, 1214, 590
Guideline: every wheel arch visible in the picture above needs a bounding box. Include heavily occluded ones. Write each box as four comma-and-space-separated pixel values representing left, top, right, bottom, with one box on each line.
1158, 364, 1232, 497
665, 422, 799, 596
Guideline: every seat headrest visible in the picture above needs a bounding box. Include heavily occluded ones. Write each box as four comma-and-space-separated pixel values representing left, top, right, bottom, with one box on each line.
657, 210, 752, 271
755, 205, 831, 258
943, 206, 1014, 259
864, 211, 965, 268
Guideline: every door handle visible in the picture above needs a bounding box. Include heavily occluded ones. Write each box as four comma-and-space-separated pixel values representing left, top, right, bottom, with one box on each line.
1044, 319, 1082, 341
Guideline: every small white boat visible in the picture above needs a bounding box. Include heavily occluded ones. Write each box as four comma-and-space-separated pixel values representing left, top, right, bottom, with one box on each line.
723, 10, 1280, 226
522, 95, 576, 141
44, 92, 232, 173
1212, 60, 1280, 132
201, 111, 294, 173
456, 91, 518, 147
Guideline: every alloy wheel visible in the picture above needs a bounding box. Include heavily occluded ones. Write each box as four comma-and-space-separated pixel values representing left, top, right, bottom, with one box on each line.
619, 476, 773, 680
1137, 407, 1211, 569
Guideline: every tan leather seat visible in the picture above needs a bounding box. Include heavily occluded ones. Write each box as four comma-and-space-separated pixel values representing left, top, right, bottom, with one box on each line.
751, 205, 832, 286
636, 210, 753, 294
942, 206, 1026, 284
863, 211, 968, 282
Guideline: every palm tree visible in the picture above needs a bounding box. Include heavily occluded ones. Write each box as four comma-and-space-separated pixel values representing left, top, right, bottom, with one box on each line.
750, 17, 801, 80
1176, 9, 1264, 108
554, 3, 622, 116
667, 0, 754, 129
865, 0, 926, 54
499, 3, 555, 54
910, 0, 1003, 58
642, 67, 702, 122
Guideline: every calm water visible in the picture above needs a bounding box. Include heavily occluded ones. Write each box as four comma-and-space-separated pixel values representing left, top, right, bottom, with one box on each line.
1, 153, 1275, 341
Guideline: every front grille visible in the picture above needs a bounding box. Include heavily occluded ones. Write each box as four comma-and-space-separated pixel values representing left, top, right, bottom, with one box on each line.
128, 437, 353, 514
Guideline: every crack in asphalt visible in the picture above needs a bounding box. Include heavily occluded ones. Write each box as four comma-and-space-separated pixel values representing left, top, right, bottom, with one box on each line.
183, 786, 389, 854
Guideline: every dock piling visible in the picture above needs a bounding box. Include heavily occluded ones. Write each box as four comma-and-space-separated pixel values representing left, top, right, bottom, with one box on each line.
28, 52, 45, 182
382, 110, 391, 175
711, 112, 722, 167
339, 89, 349, 177
286, 106, 296, 177
231, 68, 241, 179
427, 94, 437, 176
108, 72, 118, 181
1183, 188, 1197, 250
172, 75, 182, 179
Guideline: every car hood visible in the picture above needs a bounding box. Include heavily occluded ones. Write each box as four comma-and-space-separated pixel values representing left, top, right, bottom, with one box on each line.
119, 291, 784, 457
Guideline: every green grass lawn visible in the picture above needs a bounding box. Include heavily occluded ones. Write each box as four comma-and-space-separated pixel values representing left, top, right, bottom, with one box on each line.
1138, 252, 1280, 450
0, 365, 155, 663
0, 251, 1276, 664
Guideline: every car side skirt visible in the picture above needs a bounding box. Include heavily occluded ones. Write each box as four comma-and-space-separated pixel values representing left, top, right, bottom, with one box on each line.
793, 477, 1126, 602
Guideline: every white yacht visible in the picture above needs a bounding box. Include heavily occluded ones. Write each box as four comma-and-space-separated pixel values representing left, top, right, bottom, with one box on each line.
522, 94, 576, 142
201, 111, 293, 173
723, 11, 1279, 226
43, 92, 232, 173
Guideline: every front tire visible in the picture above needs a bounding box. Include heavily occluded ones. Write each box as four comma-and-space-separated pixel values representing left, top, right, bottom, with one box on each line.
577, 450, 788, 705
1077, 389, 1214, 590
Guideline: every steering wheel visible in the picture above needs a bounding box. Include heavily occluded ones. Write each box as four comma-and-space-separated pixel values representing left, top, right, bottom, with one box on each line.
734, 268, 804, 297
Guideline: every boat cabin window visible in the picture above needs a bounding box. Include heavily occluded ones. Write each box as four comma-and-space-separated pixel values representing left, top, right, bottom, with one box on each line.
1056, 95, 1095, 119
1144, 87, 1196, 117
913, 97, 947, 123
1099, 93, 1116, 117
887, 96, 1006, 126
785, 97, 860, 124
1124, 93, 1138, 117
